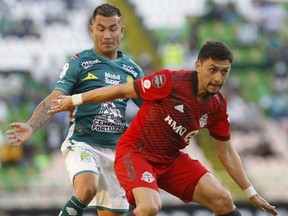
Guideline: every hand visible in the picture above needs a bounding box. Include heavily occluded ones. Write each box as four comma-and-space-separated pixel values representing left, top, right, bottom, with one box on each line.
6, 122, 33, 146
48, 95, 75, 114
249, 194, 278, 215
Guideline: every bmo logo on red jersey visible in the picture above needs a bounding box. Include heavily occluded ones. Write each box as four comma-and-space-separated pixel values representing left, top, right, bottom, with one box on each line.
164, 115, 199, 142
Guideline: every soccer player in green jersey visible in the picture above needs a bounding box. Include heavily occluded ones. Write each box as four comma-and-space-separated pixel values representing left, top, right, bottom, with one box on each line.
6, 3, 144, 216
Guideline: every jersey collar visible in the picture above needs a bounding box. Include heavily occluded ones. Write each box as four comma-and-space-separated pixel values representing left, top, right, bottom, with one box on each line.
92, 48, 123, 60
192, 71, 198, 96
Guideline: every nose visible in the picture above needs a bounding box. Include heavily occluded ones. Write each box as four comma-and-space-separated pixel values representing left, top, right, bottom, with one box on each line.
213, 72, 222, 83
103, 30, 111, 39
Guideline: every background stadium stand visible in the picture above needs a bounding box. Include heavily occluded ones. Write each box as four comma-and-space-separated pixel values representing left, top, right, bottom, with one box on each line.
0, 0, 287, 214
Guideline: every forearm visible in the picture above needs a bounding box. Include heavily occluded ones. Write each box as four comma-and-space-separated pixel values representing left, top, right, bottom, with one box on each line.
214, 140, 277, 215
220, 147, 252, 190
27, 90, 64, 132
27, 100, 53, 132
82, 82, 137, 104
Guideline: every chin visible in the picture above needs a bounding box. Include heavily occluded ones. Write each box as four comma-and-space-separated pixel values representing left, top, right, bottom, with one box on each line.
209, 92, 217, 96
208, 89, 219, 95
208, 86, 221, 95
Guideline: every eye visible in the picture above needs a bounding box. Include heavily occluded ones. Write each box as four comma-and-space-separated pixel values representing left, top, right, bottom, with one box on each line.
221, 70, 229, 76
110, 26, 118, 32
209, 68, 216, 73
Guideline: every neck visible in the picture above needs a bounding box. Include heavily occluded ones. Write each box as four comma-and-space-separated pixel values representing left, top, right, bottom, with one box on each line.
197, 92, 211, 103
94, 48, 118, 60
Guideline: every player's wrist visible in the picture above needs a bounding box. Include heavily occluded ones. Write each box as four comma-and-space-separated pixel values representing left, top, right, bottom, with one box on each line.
244, 185, 257, 198
72, 94, 83, 106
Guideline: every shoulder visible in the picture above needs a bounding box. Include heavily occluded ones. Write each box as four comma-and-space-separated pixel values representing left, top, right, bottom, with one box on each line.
120, 52, 144, 78
121, 53, 140, 67
171, 69, 193, 77
164, 69, 193, 84
72, 48, 92, 58
67, 48, 100, 69
68, 48, 94, 63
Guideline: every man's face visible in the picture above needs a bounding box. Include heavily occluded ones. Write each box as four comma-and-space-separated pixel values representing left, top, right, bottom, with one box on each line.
195, 57, 231, 95
90, 15, 124, 59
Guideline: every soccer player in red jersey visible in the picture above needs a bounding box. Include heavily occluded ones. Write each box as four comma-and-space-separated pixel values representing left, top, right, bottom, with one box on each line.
48, 41, 278, 216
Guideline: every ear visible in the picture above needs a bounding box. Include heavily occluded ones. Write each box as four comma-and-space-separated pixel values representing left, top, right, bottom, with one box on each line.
195, 60, 201, 72
89, 24, 93, 37
121, 25, 125, 38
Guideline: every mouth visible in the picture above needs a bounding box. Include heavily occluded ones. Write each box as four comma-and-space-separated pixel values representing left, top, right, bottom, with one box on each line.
102, 42, 113, 46
208, 84, 221, 93
210, 84, 220, 89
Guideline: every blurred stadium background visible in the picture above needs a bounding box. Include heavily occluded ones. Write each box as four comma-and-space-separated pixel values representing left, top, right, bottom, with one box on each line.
0, 0, 288, 215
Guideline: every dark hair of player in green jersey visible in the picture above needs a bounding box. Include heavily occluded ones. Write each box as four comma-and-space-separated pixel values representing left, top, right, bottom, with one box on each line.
91, 3, 122, 23
197, 40, 233, 63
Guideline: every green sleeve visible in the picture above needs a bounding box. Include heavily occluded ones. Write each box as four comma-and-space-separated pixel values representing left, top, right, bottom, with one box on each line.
54, 59, 78, 95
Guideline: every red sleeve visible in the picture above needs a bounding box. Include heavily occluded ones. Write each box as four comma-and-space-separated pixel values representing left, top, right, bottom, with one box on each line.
133, 70, 173, 100
208, 98, 231, 141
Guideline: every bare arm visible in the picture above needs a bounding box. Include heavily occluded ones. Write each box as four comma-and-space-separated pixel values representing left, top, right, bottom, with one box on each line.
49, 82, 138, 114
6, 90, 66, 145
82, 82, 137, 103
213, 138, 277, 215
213, 139, 251, 190
27, 89, 65, 132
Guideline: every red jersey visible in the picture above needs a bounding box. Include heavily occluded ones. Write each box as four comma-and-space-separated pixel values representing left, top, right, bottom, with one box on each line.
116, 70, 230, 162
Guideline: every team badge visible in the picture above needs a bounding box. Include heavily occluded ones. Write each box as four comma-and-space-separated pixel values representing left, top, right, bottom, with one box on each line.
143, 79, 151, 89
80, 151, 91, 163
141, 171, 155, 183
152, 75, 166, 88
127, 75, 134, 82
199, 113, 208, 128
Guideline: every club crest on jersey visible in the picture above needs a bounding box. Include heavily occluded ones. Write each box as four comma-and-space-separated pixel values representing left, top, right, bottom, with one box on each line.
199, 113, 208, 128
141, 171, 155, 183
127, 75, 134, 82
152, 75, 166, 88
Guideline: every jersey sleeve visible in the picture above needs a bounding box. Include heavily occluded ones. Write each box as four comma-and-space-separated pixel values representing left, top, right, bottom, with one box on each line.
54, 59, 78, 95
207, 99, 231, 141
131, 64, 145, 107
133, 70, 173, 100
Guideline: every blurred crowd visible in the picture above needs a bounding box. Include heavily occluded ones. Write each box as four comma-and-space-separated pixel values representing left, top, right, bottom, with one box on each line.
0, 0, 288, 208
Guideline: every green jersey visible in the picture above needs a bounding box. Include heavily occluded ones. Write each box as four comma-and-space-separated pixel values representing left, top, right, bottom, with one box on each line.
54, 48, 144, 148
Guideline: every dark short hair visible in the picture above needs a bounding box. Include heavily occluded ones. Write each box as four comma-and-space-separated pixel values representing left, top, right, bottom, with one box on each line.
92, 3, 121, 20
197, 40, 233, 63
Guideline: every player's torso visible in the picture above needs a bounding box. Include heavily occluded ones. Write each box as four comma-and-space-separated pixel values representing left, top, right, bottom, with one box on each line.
120, 71, 223, 159
57, 49, 142, 148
